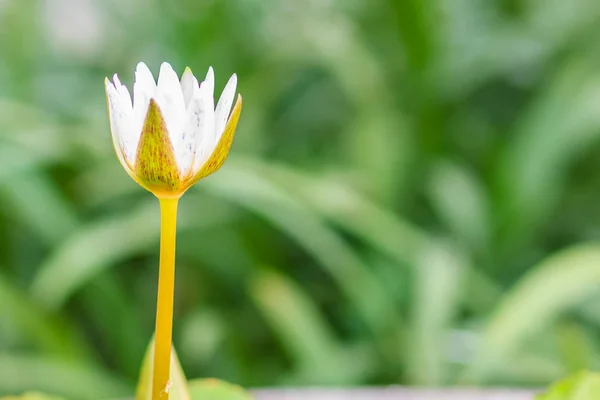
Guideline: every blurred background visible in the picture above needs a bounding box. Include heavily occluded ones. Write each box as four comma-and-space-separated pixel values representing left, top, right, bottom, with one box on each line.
3, 0, 600, 397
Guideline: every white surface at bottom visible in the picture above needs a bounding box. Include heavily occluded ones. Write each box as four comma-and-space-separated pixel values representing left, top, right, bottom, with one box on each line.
253, 388, 537, 400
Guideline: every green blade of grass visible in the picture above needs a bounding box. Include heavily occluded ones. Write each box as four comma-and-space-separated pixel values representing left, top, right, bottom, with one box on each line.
463, 243, 600, 383
250, 268, 375, 385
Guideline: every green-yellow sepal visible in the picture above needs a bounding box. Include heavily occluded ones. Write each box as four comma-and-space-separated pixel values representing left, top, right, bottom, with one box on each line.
134, 99, 182, 197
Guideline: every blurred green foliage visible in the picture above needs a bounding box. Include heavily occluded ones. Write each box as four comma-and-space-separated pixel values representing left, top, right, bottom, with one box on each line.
3, 0, 600, 398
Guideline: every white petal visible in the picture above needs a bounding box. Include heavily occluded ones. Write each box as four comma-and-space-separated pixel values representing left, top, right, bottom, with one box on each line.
178, 89, 214, 176
180, 67, 196, 108
156, 63, 187, 151
105, 78, 134, 165
200, 67, 215, 130
113, 73, 133, 112
202, 66, 215, 100
132, 62, 156, 152
189, 67, 215, 173
215, 73, 237, 140
191, 76, 200, 100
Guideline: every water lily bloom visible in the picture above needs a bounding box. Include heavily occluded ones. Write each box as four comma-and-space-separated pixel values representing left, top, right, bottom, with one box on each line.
105, 61, 242, 198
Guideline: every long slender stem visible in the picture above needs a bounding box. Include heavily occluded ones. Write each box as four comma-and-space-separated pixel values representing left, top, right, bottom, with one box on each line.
152, 197, 179, 400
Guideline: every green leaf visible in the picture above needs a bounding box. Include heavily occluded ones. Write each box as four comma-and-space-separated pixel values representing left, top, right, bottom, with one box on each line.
250, 268, 375, 385
0, 273, 91, 361
30, 201, 159, 309
463, 243, 600, 383
427, 160, 491, 251
496, 52, 600, 251
31, 193, 234, 309
537, 371, 600, 400
188, 379, 252, 400
201, 162, 401, 340
135, 338, 190, 400
0, 170, 78, 247
407, 239, 467, 385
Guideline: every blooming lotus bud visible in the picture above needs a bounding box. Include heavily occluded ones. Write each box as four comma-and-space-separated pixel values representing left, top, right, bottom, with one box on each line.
105, 62, 242, 198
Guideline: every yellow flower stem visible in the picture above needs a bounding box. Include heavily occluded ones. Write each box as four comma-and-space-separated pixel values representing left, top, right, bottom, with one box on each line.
152, 197, 179, 400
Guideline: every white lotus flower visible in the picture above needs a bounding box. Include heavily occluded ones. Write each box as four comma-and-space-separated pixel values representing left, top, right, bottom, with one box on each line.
105, 61, 242, 198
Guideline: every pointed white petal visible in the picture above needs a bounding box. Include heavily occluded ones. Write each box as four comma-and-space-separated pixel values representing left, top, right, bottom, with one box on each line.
133, 62, 156, 152
177, 89, 214, 176
191, 76, 200, 99
113, 73, 133, 111
180, 67, 196, 108
203, 67, 215, 99
134, 62, 155, 91
189, 68, 215, 173
198, 67, 215, 135
105, 78, 134, 165
215, 73, 237, 140
200, 67, 215, 110
156, 62, 187, 161
113, 74, 123, 90
190, 84, 215, 174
